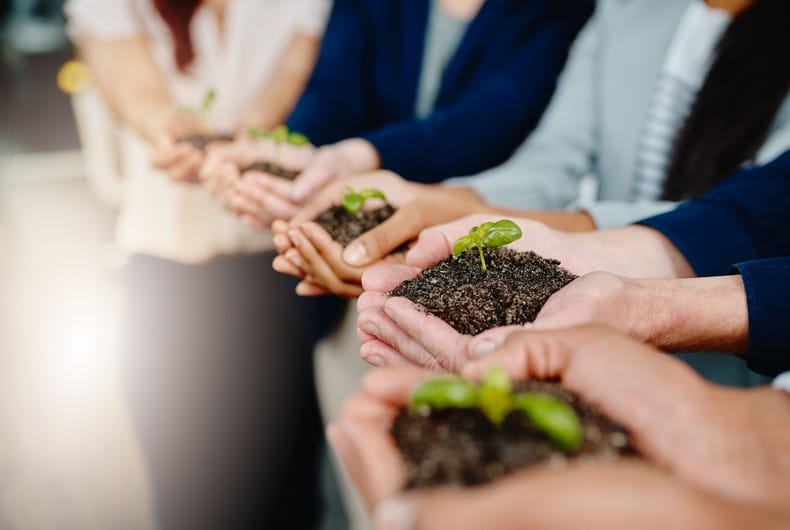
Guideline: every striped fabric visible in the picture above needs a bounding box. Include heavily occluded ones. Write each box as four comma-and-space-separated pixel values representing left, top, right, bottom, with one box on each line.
629, 1, 731, 201
629, 73, 696, 200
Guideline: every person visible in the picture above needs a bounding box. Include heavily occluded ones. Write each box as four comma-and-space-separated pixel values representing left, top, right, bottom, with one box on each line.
64, 0, 337, 527
328, 326, 790, 529
356, 150, 790, 375
203, 0, 593, 229
273, 0, 790, 298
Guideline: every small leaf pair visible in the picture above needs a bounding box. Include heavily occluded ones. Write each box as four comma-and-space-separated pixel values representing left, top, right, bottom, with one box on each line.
341, 186, 387, 215
452, 219, 523, 271
408, 366, 582, 452
246, 124, 310, 147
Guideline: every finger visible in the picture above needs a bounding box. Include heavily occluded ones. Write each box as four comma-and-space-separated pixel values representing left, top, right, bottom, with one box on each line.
168, 148, 204, 183
296, 281, 332, 296
357, 290, 389, 313
361, 366, 436, 405
242, 181, 301, 222
302, 222, 363, 284
272, 220, 291, 236
273, 233, 294, 255
357, 307, 442, 371
291, 227, 354, 294
405, 228, 454, 269
272, 255, 305, 279
359, 340, 416, 368
466, 325, 529, 360
361, 264, 422, 292
244, 172, 295, 202
342, 204, 426, 267
150, 142, 190, 168
382, 297, 472, 373
240, 213, 266, 230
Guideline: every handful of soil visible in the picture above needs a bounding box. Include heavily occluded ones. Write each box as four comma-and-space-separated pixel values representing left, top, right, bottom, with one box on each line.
314, 204, 399, 247
178, 133, 234, 150
241, 161, 299, 181
393, 379, 634, 489
390, 247, 576, 335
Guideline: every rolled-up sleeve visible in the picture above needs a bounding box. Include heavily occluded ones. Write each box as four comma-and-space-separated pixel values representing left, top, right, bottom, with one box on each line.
731, 258, 790, 377
64, 0, 143, 41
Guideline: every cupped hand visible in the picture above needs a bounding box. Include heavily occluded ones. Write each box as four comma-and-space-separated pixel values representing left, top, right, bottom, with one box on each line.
463, 325, 790, 510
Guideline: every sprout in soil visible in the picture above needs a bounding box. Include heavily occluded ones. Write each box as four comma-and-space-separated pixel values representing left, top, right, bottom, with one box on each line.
341, 186, 387, 215
452, 219, 523, 271
178, 88, 217, 126
247, 125, 310, 173
408, 366, 582, 452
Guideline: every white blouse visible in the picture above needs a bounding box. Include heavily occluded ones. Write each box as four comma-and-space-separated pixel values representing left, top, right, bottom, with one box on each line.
65, 0, 329, 262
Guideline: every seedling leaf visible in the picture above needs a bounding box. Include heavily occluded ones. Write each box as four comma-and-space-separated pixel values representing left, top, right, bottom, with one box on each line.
513, 393, 582, 452
451, 219, 523, 271
410, 378, 480, 410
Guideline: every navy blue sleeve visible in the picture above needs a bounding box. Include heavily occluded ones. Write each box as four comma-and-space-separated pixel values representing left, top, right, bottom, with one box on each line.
638, 150, 790, 276
362, 5, 589, 183
731, 258, 790, 377
285, 0, 368, 145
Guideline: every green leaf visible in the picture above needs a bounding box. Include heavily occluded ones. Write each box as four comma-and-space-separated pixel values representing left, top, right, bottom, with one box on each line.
479, 366, 512, 425
270, 124, 289, 143
410, 378, 480, 410
452, 235, 476, 258
358, 188, 387, 202
512, 393, 582, 452
246, 127, 269, 138
287, 132, 310, 146
341, 193, 364, 215
481, 219, 522, 248
201, 88, 217, 112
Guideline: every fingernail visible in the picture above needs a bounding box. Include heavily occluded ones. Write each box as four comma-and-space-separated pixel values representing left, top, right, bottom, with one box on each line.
472, 339, 496, 358
359, 322, 381, 338
365, 355, 384, 367
343, 243, 368, 266
375, 498, 415, 530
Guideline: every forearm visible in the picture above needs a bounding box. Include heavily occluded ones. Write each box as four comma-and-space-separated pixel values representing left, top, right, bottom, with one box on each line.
636, 275, 749, 353
240, 33, 321, 131
80, 36, 173, 144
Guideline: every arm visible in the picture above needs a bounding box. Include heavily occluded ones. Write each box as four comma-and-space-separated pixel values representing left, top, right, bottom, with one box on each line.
361, 0, 593, 183
239, 32, 322, 131
639, 150, 790, 276
285, 0, 369, 145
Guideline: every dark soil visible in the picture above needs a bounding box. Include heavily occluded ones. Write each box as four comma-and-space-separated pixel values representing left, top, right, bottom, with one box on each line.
390, 247, 576, 335
314, 204, 406, 249
241, 161, 300, 181
178, 133, 234, 150
393, 380, 635, 489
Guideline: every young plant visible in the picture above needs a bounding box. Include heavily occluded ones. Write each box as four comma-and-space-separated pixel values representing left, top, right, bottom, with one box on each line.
341, 186, 387, 215
247, 125, 310, 172
178, 88, 217, 126
452, 219, 523, 271
408, 366, 582, 453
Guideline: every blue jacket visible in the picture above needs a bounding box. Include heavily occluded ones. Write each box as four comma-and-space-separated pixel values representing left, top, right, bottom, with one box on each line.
640, 151, 790, 375
287, 0, 593, 182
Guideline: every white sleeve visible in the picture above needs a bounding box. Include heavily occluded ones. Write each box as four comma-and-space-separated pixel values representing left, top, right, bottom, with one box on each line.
63, 0, 144, 41
291, 0, 331, 37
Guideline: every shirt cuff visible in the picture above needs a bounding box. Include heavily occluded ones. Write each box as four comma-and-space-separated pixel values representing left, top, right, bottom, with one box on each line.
732, 258, 790, 377
638, 202, 759, 277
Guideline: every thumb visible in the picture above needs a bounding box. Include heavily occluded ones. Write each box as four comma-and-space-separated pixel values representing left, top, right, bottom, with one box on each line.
343, 208, 421, 266
291, 163, 337, 204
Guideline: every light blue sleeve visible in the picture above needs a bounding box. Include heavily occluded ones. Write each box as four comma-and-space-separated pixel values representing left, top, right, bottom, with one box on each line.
444, 5, 600, 210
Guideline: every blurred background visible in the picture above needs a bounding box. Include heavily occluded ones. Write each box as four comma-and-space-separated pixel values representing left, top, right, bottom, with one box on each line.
1, 1, 155, 527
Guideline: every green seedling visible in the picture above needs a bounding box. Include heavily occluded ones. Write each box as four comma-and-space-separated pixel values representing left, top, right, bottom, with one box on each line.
410, 377, 479, 411
246, 125, 310, 172
452, 219, 522, 271
178, 88, 217, 123
341, 186, 387, 215
408, 366, 583, 453
512, 393, 582, 452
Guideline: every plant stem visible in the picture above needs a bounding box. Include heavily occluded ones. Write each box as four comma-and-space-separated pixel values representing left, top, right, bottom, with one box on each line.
478, 245, 487, 271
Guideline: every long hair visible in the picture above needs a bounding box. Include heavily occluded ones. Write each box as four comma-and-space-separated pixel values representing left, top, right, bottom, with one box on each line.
152, 0, 202, 72
662, 0, 790, 200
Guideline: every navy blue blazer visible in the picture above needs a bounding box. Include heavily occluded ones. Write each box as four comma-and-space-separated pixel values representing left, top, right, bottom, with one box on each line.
287, 0, 593, 182
640, 150, 790, 376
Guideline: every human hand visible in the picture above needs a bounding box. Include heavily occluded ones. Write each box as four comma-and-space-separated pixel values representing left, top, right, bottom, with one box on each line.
148, 111, 213, 183
330, 353, 790, 529
463, 325, 790, 511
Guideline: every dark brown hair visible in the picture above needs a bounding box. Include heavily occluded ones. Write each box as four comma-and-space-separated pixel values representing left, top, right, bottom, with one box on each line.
662, 0, 790, 200
153, 0, 202, 72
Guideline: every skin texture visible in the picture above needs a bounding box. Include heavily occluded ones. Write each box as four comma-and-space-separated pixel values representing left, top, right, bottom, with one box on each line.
328, 326, 790, 530
356, 214, 695, 369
